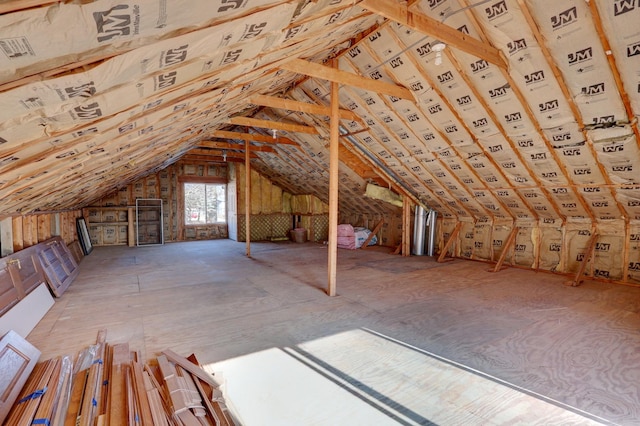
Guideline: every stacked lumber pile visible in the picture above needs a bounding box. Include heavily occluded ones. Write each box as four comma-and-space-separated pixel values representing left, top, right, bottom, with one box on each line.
4, 330, 234, 425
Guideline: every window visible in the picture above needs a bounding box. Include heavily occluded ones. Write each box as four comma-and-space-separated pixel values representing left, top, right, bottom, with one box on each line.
184, 183, 226, 224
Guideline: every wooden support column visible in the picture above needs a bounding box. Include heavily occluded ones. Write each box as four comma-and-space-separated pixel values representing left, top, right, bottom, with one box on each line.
402, 197, 411, 256
327, 78, 340, 297
127, 207, 135, 247
245, 141, 251, 257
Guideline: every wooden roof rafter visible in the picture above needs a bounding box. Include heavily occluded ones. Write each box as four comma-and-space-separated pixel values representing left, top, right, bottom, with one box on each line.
516, 0, 627, 221
296, 83, 456, 215
354, 35, 523, 221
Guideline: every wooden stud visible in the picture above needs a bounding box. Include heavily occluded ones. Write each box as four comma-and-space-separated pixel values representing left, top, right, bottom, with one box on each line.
245, 140, 251, 257
327, 77, 340, 297
402, 197, 411, 256
623, 221, 631, 283
437, 222, 462, 263
533, 225, 541, 270
127, 208, 135, 247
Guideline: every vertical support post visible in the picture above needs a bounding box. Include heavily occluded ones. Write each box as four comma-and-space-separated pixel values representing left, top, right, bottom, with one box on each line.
245, 141, 251, 257
1, 217, 14, 257
327, 77, 340, 297
127, 207, 135, 247
402, 196, 411, 256
623, 221, 631, 283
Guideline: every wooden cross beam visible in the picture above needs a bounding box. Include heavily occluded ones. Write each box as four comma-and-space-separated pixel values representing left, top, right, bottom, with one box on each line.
226, 116, 319, 134
188, 148, 259, 158
209, 129, 299, 145
198, 141, 276, 153
279, 58, 414, 100
360, 0, 508, 70
249, 94, 361, 122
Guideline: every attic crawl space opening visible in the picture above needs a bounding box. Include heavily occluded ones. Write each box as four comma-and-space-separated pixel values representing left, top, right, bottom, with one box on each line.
0, 0, 640, 285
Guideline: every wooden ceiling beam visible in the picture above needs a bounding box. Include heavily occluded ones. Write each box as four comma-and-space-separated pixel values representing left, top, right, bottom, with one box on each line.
181, 154, 245, 163
226, 116, 319, 134
188, 148, 260, 158
198, 141, 276, 153
279, 58, 414, 100
359, 0, 508, 70
249, 94, 361, 122
209, 129, 299, 146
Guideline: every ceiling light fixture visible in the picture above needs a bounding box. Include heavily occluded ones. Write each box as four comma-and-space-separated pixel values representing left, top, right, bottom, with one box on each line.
271, 129, 277, 139
432, 42, 446, 66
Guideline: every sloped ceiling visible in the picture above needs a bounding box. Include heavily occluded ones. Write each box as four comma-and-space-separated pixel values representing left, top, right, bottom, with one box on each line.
0, 0, 639, 223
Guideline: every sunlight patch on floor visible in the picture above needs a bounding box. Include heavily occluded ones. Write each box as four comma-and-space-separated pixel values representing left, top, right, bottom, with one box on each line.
206, 329, 608, 425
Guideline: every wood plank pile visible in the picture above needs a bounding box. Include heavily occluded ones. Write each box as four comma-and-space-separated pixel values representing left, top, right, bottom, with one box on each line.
4, 330, 235, 425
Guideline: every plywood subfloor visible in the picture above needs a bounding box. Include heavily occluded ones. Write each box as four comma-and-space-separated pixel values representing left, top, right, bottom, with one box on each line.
26, 240, 640, 425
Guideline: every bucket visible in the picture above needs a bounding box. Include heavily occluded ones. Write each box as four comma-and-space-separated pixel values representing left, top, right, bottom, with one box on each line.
291, 228, 306, 243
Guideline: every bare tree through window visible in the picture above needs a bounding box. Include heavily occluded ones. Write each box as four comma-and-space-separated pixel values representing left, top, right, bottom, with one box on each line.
184, 183, 226, 224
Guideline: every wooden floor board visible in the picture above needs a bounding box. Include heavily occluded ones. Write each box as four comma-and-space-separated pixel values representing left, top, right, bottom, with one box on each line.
25, 240, 640, 424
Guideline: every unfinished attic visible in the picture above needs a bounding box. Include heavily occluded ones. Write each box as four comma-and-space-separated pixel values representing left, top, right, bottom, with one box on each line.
1, 0, 640, 424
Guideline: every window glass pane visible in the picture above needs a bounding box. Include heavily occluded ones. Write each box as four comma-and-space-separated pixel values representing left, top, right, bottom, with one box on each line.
184, 183, 226, 225
185, 183, 205, 224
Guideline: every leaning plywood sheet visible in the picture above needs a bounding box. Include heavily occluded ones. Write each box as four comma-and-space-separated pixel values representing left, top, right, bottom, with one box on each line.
0, 283, 54, 339
36, 237, 79, 297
